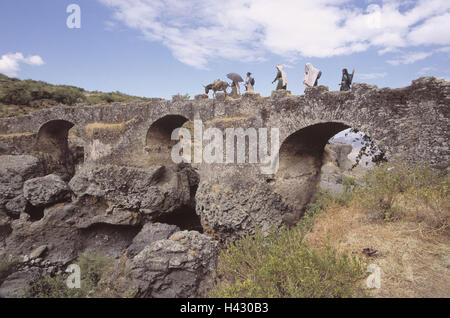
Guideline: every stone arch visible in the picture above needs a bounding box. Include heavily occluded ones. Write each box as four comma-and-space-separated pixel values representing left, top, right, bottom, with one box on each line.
34, 119, 83, 180
274, 122, 350, 219
145, 115, 190, 166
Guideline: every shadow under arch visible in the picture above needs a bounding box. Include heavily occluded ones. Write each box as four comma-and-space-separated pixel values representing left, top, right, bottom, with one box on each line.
34, 119, 83, 180
145, 114, 190, 166
275, 122, 350, 223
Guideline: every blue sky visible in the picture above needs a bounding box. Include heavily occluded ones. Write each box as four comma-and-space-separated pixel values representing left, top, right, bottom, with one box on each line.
1, 0, 449, 99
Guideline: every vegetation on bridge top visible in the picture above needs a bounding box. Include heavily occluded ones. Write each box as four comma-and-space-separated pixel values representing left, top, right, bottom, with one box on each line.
0, 73, 150, 118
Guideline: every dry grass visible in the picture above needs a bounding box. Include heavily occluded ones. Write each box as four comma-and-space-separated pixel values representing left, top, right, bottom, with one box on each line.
85, 120, 131, 138
305, 164, 450, 298
0, 132, 34, 137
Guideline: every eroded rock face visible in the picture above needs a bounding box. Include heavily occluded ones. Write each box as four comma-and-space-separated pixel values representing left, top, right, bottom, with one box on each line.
69, 164, 194, 221
3, 203, 82, 264
23, 174, 70, 207
0, 155, 43, 207
126, 222, 180, 258
196, 165, 292, 242
319, 142, 369, 195
5, 195, 27, 219
0, 268, 42, 298
102, 231, 218, 298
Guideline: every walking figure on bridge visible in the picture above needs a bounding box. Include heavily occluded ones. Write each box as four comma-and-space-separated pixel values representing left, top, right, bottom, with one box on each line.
245, 72, 255, 93
303, 63, 321, 88
340, 68, 355, 91
227, 73, 244, 97
272, 64, 287, 90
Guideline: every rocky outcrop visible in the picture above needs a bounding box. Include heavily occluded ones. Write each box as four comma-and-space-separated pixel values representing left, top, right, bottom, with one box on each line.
196, 165, 292, 241
0, 268, 42, 298
5, 195, 27, 219
69, 164, 195, 222
126, 222, 180, 258
23, 174, 70, 207
0, 155, 43, 210
100, 231, 218, 298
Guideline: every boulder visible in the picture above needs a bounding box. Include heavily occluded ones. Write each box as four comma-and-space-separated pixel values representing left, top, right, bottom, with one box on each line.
0, 209, 12, 242
323, 142, 353, 171
0, 155, 43, 206
196, 165, 291, 242
126, 223, 180, 258
29, 245, 48, 260
0, 268, 42, 298
319, 181, 345, 196
23, 174, 70, 207
3, 203, 81, 264
69, 164, 193, 221
102, 231, 219, 298
5, 194, 27, 218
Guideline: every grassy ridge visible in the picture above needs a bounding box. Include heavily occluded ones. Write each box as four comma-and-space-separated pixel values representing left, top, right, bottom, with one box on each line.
0, 73, 150, 118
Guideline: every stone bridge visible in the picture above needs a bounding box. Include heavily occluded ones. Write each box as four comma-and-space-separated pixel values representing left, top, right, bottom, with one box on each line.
0, 77, 449, 239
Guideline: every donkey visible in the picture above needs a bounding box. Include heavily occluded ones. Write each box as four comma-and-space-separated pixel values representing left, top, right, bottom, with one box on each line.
204, 79, 230, 98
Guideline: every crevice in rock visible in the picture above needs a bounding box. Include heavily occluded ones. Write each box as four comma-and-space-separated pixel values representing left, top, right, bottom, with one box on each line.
24, 203, 45, 221
153, 205, 203, 233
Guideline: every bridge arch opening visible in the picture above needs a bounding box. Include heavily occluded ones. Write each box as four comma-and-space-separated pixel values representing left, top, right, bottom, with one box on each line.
34, 120, 84, 180
275, 122, 349, 216
274, 122, 384, 224
145, 115, 191, 166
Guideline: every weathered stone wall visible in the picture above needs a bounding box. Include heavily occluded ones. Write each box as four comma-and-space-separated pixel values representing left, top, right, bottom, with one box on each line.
1, 77, 448, 167
0, 77, 448, 241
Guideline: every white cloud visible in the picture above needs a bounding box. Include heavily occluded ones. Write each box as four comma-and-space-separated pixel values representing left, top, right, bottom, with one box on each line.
357, 72, 387, 80
408, 13, 450, 46
417, 67, 435, 75
387, 51, 433, 65
0, 53, 45, 77
437, 46, 450, 53
98, 0, 450, 68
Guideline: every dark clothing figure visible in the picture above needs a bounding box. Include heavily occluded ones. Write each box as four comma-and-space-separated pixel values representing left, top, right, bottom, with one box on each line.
340, 68, 355, 91
272, 65, 287, 90
314, 71, 322, 87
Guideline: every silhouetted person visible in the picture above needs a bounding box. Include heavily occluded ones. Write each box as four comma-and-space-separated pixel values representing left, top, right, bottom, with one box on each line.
340, 68, 355, 91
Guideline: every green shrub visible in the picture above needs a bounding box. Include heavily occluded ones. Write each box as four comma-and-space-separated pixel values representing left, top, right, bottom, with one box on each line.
355, 163, 449, 222
50, 86, 85, 105
0, 82, 33, 105
85, 91, 149, 105
24, 252, 112, 298
210, 225, 367, 298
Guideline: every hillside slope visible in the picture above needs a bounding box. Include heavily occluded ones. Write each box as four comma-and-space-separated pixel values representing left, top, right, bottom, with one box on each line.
0, 73, 150, 118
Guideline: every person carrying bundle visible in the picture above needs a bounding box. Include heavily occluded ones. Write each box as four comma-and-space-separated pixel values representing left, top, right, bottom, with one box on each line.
303, 63, 321, 88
